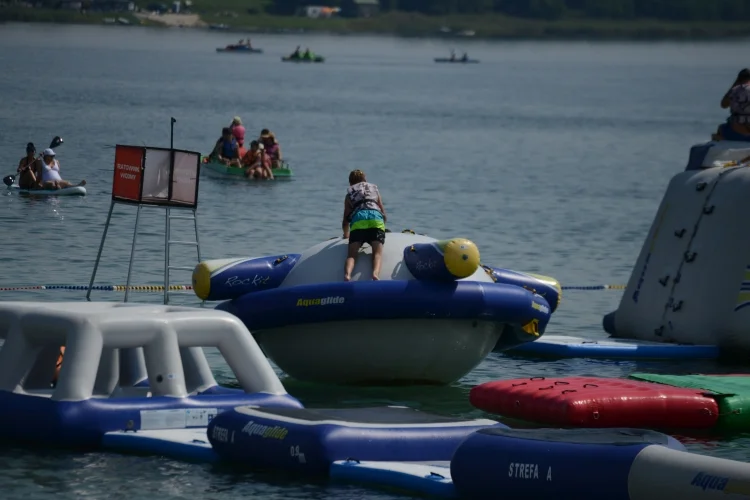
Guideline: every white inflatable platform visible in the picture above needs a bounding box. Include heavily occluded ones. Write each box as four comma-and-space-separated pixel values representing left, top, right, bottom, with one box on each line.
0, 301, 301, 450
507, 335, 720, 360
331, 460, 456, 498
103, 428, 217, 463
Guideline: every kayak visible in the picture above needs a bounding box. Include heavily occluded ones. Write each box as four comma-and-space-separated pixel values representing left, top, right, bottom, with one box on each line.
434, 58, 479, 64
282, 56, 325, 63
201, 158, 293, 179
216, 46, 263, 54
8, 185, 87, 196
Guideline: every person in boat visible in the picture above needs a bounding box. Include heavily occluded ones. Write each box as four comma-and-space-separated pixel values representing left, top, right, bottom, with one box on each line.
291, 46, 301, 59
302, 47, 312, 60
211, 127, 241, 166
242, 140, 274, 180
38, 148, 86, 190
714, 68, 750, 142
342, 169, 387, 282
17, 142, 38, 190
450, 50, 456, 61
461, 52, 468, 62
230, 116, 245, 151
259, 129, 282, 167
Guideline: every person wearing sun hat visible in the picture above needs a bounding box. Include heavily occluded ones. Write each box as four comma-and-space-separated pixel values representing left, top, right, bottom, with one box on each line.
259, 128, 283, 167
39, 148, 86, 190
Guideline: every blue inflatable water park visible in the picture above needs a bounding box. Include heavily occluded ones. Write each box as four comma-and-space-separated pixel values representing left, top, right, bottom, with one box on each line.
9, 133, 750, 500
3, 298, 750, 500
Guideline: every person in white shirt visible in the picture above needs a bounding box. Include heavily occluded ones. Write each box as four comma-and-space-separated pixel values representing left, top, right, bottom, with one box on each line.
38, 148, 86, 190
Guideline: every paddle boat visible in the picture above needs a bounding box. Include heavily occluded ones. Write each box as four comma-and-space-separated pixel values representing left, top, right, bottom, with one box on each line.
435, 53, 479, 64
434, 57, 479, 64
201, 156, 293, 179
282, 54, 325, 63
0, 301, 302, 448
192, 230, 561, 385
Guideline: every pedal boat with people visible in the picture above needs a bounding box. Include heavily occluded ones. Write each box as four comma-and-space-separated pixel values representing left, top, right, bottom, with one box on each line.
200, 156, 294, 179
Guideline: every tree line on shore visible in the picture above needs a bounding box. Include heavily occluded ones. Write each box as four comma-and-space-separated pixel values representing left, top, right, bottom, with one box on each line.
270, 0, 750, 21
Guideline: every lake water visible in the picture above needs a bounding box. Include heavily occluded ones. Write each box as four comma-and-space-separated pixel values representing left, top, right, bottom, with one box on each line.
0, 22, 748, 498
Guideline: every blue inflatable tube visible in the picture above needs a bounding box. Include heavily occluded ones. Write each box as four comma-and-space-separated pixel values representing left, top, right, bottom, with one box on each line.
482, 266, 562, 313
192, 254, 301, 301
402, 239, 481, 281
207, 405, 504, 475
0, 389, 302, 448
216, 279, 551, 334
450, 427, 686, 500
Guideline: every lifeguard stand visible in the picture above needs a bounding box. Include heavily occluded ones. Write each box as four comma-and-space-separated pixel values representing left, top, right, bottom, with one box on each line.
86, 118, 202, 305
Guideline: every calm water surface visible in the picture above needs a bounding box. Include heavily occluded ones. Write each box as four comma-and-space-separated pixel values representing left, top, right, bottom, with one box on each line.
0, 23, 748, 498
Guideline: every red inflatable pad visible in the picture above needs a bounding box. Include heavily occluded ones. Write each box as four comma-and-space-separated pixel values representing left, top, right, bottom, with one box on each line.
470, 376, 719, 429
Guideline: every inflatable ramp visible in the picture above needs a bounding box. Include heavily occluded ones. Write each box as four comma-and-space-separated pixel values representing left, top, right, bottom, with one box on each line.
604, 160, 750, 351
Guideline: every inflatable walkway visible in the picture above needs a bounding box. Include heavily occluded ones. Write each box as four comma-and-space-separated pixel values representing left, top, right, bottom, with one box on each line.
629, 373, 750, 432
604, 141, 750, 351
470, 376, 719, 429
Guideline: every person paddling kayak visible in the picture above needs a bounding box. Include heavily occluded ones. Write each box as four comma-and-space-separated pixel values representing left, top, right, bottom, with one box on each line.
17, 142, 38, 189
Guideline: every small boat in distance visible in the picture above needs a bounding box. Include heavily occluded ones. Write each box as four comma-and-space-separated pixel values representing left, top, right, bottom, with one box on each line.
282, 46, 324, 63
282, 55, 324, 63
217, 39, 263, 54
435, 51, 479, 64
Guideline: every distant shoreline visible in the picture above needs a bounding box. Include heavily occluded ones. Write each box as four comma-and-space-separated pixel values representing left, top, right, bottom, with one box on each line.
2, 9, 750, 41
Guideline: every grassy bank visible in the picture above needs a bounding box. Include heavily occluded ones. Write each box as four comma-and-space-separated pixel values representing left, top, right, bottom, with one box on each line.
3, 6, 750, 40
0, 6, 139, 25
204, 11, 750, 40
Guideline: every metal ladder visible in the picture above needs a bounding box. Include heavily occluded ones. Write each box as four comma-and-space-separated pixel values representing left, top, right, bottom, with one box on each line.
163, 207, 202, 305
87, 202, 203, 305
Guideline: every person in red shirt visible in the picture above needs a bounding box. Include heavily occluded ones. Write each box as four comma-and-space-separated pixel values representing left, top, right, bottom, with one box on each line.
242, 141, 274, 180
230, 116, 246, 150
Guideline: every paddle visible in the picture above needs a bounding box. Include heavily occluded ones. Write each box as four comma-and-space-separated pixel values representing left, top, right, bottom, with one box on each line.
4, 136, 63, 187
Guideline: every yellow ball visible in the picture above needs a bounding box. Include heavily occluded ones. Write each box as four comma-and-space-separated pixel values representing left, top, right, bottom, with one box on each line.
443, 238, 480, 279
192, 261, 212, 300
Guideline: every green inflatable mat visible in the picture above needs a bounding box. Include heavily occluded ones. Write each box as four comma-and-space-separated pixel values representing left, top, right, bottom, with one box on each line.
629, 373, 750, 432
